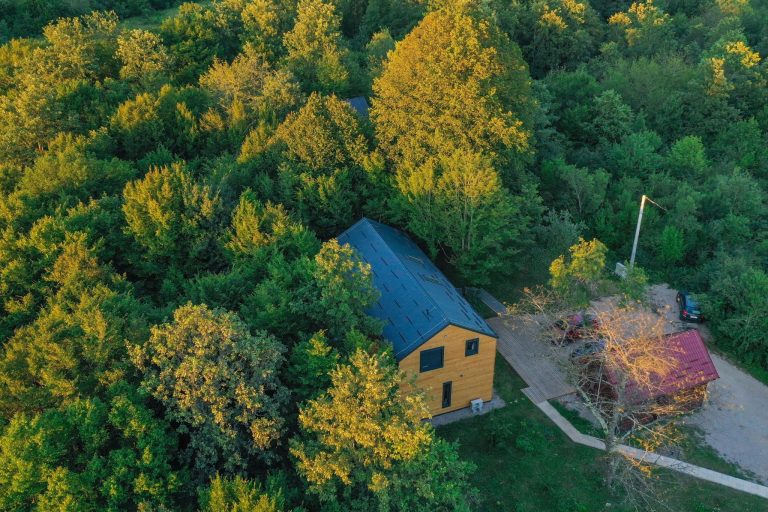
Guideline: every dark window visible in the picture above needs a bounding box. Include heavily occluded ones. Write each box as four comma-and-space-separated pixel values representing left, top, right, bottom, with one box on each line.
465, 338, 479, 356
442, 381, 452, 408
419, 347, 444, 372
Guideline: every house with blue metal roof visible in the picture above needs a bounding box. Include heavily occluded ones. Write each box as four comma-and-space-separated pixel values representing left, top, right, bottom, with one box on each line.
343, 96, 370, 117
337, 218, 497, 415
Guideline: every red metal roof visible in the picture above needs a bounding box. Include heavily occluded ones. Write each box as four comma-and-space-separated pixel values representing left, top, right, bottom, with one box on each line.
626, 329, 720, 401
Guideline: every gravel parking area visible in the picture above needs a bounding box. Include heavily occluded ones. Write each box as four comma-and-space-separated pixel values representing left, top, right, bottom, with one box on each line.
684, 353, 768, 484
650, 285, 768, 484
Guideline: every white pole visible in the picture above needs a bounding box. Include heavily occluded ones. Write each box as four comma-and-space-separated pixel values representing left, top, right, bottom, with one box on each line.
629, 195, 646, 269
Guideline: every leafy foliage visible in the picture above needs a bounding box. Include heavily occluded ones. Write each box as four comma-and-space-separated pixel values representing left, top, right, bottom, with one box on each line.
291, 349, 476, 511
132, 303, 289, 481
2, 0, 768, 508
371, 0, 534, 170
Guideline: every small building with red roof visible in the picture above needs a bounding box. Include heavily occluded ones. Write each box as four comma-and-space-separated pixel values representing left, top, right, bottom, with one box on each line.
645, 329, 719, 403
609, 329, 720, 411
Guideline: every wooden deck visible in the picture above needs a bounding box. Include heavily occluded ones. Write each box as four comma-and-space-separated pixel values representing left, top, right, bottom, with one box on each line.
489, 316, 575, 403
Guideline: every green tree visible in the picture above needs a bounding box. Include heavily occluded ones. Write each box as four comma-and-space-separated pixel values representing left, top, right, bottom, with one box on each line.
122, 163, 222, 275
271, 93, 371, 235
273, 92, 368, 171
283, 0, 350, 94
303, 239, 380, 341
161, 2, 239, 83
34, 11, 119, 82
392, 150, 537, 285
658, 225, 684, 265
608, 0, 672, 56
132, 303, 289, 480
116, 29, 172, 88
530, 209, 585, 282
540, 159, 608, 218
199, 474, 284, 512
520, 0, 601, 78
549, 237, 607, 295
711, 119, 768, 175
707, 256, 768, 370
109, 85, 207, 160
703, 168, 765, 252
702, 31, 766, 114
601, 55, 696, 141
290, 349, 476, 511
371, 1, 534, 170
364, 29, 395, 84
2, 133, 135, 229
286, 330, 339, 403
666, 136, 709, 178
199, 44, 303, 131
606, 131, 664, 177
225, 190, 318, 263
0, 387, 182, 511
0, 234, 148, 415
241, 0, 294, 59
359, 0, 424, 40
586, 90, 635, 147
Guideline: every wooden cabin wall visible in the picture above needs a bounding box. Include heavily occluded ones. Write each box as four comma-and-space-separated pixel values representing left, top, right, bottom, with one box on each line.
399, 325, 496, 415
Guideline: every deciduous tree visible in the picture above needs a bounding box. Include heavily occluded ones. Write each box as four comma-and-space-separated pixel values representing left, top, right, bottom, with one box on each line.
132, 303, 289, 480
549, 237, 607, 295
116, 29, 172, 87
283, 0, 350, 94
290, 349, 475, 511
372, 0, 533, 171
122, 163, 222, 275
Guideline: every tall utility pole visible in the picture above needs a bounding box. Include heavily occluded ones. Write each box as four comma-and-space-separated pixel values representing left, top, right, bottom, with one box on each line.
629, 195, 666, 268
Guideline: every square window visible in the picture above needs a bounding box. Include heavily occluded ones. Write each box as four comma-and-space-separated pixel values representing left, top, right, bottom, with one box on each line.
465, 338, 479, 356
419, 347, 444, 372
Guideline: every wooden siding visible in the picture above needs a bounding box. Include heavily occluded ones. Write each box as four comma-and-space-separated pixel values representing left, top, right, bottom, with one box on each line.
399, 325, 496, 415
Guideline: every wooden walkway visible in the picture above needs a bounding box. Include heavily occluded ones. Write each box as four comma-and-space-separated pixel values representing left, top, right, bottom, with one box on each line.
489, 316, 575, 402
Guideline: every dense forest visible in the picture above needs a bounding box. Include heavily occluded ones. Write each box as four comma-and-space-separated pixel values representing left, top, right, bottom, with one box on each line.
0, 0, 767, 509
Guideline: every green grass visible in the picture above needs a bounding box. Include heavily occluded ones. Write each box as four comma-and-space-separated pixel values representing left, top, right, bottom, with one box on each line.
550, 399, 603, 438
551, 397, 755, 482
436, 356, 768, 512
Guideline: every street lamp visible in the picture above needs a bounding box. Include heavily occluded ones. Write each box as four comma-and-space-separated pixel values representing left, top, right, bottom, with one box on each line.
629, 194, 666, 269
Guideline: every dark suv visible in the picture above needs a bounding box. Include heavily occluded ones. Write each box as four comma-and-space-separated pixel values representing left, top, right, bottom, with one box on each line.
676, 291, 704, 323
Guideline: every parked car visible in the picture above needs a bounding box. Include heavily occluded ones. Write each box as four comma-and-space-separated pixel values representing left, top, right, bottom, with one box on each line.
570, 339, 605, 363
676, 291, 704, 322
552, 312, 601, 344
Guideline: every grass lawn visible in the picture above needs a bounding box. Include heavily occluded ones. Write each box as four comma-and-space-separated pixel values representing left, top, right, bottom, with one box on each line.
551, 397, 757, 482
436, 356, 768, 512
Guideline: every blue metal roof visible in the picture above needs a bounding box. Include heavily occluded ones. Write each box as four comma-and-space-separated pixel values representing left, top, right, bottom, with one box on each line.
343, 96, 370, 117
337, 218, 497, 361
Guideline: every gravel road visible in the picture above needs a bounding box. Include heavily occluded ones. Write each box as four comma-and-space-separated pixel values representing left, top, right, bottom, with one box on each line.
649, 284, 768, 484
685, 353, 768, 484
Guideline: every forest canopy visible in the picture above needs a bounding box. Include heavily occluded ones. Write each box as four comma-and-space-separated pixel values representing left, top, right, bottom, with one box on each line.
1, 0, 767, 509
